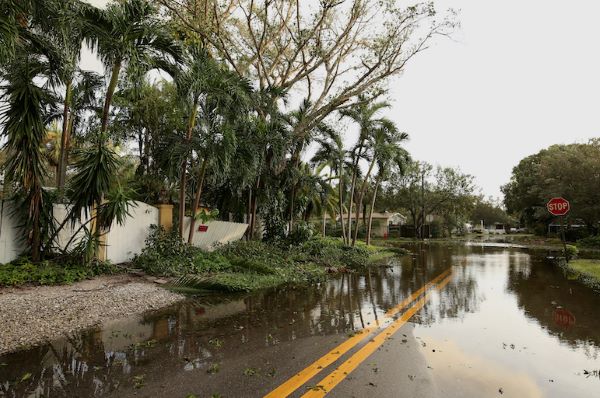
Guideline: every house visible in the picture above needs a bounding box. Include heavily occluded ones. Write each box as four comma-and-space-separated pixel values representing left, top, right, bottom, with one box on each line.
324, 212, 406, 237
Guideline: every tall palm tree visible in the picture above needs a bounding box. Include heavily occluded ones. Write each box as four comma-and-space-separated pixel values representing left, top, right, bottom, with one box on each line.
311, 127, 348, 241
1, 53, 53, 261
172, 44, 252, 240
82, 0, 180, 134
340, 97, 391, 246
0, 0, 21, 65
45, 0, 89, 191
56, 71, 104, 188
365, 126, 410, 245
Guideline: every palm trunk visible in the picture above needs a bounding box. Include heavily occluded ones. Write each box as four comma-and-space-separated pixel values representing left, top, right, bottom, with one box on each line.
346, 169, 357, 244
187, 158, 208, 244
346, 141, 365, 244
178, 103, 198, 237
246, 189, 252, 239
31, 190, 42, 262
352, 157, 376, 246
322, 205, 326, 236
338, 167, 346, 244
366, 174, 382, 246
288, 149, 302, 232
57, 80, 72, 190
249, 176, 260, 239
101, 60, 121, 133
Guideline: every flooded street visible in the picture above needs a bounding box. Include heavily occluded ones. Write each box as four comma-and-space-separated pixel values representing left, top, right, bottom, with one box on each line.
2, 244, 600, 397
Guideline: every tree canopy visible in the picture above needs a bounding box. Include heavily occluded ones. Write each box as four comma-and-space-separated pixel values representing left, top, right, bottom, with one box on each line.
502, 140, 600, 235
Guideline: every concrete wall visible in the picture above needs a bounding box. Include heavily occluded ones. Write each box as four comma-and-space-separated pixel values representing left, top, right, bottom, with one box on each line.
0, 200, 25, 263
1, 199, 248, 264
52, 201, 159, 264
105, 201, 159, 264
182, 217, 249, 251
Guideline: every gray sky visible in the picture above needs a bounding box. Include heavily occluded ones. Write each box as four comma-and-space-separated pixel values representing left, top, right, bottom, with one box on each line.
389, 0, 600, 198
83, 0, 600, 199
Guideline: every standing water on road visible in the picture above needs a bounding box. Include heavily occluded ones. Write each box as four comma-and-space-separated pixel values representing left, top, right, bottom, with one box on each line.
1, 244, 599, 397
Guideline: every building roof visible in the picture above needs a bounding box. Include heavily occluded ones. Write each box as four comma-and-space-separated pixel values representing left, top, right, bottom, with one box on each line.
324, 212, 405, 220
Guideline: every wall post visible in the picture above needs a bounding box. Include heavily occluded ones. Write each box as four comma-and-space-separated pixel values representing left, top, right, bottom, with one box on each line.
157, 204, 174, 232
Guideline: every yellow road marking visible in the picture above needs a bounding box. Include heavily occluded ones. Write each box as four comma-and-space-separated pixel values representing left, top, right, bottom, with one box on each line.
263, 327, 375, 398
301, 272, 453, 398
263, 268, 452, 398
384, 268, 451, 318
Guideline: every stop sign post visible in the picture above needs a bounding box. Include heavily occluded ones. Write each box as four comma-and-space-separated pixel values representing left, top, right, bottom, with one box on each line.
547, 197, 570, 261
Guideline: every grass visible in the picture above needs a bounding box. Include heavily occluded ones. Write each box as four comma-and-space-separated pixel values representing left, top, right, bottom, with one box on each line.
569, 259, 600, 281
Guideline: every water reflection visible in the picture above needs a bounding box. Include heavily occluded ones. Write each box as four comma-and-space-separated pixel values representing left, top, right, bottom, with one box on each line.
507, 256, 600, 356
1, 244, 599, 397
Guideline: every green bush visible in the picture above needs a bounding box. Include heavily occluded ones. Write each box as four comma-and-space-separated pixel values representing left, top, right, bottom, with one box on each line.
293, 237, 371, 269
578, 235, 600, 249
565, 244, 579, 259
134, 231, 390, 292
0, 258, 117, 287
287, 221, 314, 245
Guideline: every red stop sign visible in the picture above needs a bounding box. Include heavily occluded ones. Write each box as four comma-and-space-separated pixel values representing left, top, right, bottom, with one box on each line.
547, 197, 570, 216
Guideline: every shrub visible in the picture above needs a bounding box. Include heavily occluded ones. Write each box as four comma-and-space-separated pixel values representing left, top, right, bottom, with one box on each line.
578, 235, 600, 249
565, 244, 579, 259
287, 221, 314, 245
0, 258, 117, 287
294, 237, 371, 269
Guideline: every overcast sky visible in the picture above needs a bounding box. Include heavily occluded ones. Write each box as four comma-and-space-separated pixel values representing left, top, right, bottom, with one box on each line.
389, 0, 600, 198
83, 0, 600, 199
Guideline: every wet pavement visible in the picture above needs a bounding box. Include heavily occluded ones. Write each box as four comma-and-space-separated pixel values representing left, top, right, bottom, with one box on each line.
1, 243, 600, 397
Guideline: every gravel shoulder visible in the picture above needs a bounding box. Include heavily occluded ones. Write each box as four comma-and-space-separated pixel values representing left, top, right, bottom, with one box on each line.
0, 275, 185, 355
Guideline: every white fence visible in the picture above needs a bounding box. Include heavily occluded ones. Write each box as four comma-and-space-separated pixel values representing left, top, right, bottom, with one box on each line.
0, 200, 248, 264
182, 217, 249, 251
0, 201, 25, 264
105, 202, 159, 264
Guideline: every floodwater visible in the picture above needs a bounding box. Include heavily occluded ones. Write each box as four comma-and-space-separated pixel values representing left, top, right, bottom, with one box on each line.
1, 243, 600, 397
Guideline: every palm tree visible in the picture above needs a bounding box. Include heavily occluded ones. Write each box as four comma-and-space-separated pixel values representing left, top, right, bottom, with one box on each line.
0, 0, 21, 65
30, 0, 88, 191
1, 53, 53, 261
340, 96, 391, 245
82, 0, 180, 134
365, 126, 410, 245
57, 71, 104, 188
311, 127, 348, 241
172, 45, 252, 240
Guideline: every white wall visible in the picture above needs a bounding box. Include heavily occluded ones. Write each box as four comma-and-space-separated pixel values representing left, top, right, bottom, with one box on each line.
53, 204, 87, 252
1, 199, 248, 264
0, 200, 24, 263
182, 217, 248, 251
105, 201, 158, 264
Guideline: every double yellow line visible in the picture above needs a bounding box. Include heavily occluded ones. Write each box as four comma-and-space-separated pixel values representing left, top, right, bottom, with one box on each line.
264, 268, 453, 398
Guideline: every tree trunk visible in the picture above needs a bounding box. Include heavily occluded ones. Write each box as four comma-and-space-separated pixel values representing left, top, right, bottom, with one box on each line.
249, 176, 260, 239
352, 157, 376, 246
346, 144, 363, 244
31, 191, 42, 262
366, 175, 382, 246
322, 202, 327, 236
178, 103, 198, 237
246, 189, 252, 239
288, 148, 302, 232
187, 158, 208, 244
57, 80, 72, 191
338, 167, 346, 244
101, 60, 122, 133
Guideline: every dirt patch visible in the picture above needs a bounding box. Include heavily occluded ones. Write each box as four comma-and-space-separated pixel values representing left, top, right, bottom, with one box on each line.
0, 275, 184, 355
